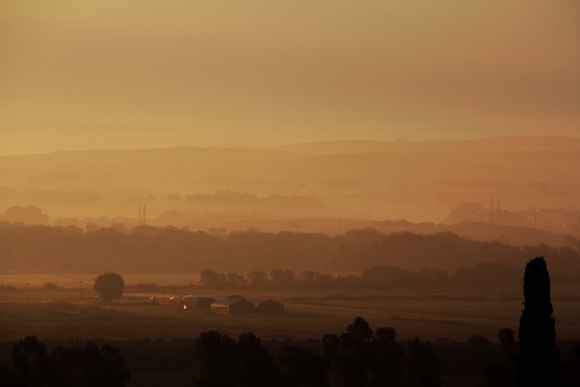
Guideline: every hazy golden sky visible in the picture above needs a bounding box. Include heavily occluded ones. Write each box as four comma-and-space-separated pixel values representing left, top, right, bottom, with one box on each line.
1, 1, 579, 150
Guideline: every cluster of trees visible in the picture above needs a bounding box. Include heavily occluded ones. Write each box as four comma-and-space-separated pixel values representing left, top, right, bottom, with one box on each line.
192, 317, 441, 387
0, 223, 578, 283
323, 318, 441, 387
0, 336, 129, 387
196, 262, 521, 290
473, 330, 519, 387
2, 257, 579, 386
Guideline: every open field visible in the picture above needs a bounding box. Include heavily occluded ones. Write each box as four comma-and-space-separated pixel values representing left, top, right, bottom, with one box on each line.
1, 282, 579, 343
1, 281, 579, 387
0, 272, 201, 289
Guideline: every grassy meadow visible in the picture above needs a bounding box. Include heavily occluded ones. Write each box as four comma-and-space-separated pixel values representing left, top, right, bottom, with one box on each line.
1, 273, 579, 387
0, 273, 579, 343
0, 272, 200, 289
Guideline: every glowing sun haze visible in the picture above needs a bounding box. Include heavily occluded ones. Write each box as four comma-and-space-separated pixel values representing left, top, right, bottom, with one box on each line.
1, 1, 579, 153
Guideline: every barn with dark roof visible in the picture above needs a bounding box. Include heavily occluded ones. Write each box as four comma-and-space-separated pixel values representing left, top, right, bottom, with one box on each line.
181, 296, 217, 310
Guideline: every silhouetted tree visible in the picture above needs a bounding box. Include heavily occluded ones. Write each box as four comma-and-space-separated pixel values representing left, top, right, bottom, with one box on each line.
197, 270, 226, 288
405, 337, 442, 387
237, 333, 280, 386
3, 336, 129, 387
51, 345, 85, 386
323, 317, 407, 387
480, 328, 518, 387
193, 330, 239, 387
74, 341, 130, 387
93, 272, 124, 302
246, 271, 269, 287
192, 330, 280, 387
498, 328, 518, 361
226, 272, 248, 288
466, 334, 494, 373
323, 317, 373, 387
370, 327, 405, 387
517, 257, 560, 387
280, 345, 331, 387
11, 335, 54, 386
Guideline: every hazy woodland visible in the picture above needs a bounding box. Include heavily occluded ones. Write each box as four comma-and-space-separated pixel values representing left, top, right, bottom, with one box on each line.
2, 1, 580, 386
1, 136, 580, 237
2, 136, 580, 386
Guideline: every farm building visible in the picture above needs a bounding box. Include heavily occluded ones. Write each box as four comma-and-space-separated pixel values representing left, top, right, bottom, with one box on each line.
182, 296, 217, 310
249, 299, 285, 313
210, 298, 256, 314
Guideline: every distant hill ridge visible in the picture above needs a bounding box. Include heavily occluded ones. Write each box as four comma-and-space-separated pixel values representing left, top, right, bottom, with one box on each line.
274, 136, 580, 155
1, 135, 578, 227
1, 135, 580, 157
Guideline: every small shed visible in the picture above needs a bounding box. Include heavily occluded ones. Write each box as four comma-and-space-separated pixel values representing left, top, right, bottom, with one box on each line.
249, 299, 285, 314
182, 296, 217, 310
211, 298, 256, 314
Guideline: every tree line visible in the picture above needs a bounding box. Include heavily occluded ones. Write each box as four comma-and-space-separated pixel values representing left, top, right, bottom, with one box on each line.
0, 318, 440, 387
2, 258, 579, 386
0, 223, 578, 283
0, 336, 129, 387
191, 317, 441, 387
194, 262, 522, 290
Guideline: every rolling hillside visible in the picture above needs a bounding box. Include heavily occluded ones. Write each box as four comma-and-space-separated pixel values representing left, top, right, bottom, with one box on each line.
1, 136, 578, 238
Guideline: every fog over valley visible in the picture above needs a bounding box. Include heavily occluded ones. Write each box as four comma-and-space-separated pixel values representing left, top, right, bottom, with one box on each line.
2, 2, 580, 386
1, 136, 579, 238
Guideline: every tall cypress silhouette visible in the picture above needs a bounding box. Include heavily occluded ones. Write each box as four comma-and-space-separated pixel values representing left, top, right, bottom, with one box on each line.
517, 257, 560, 387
